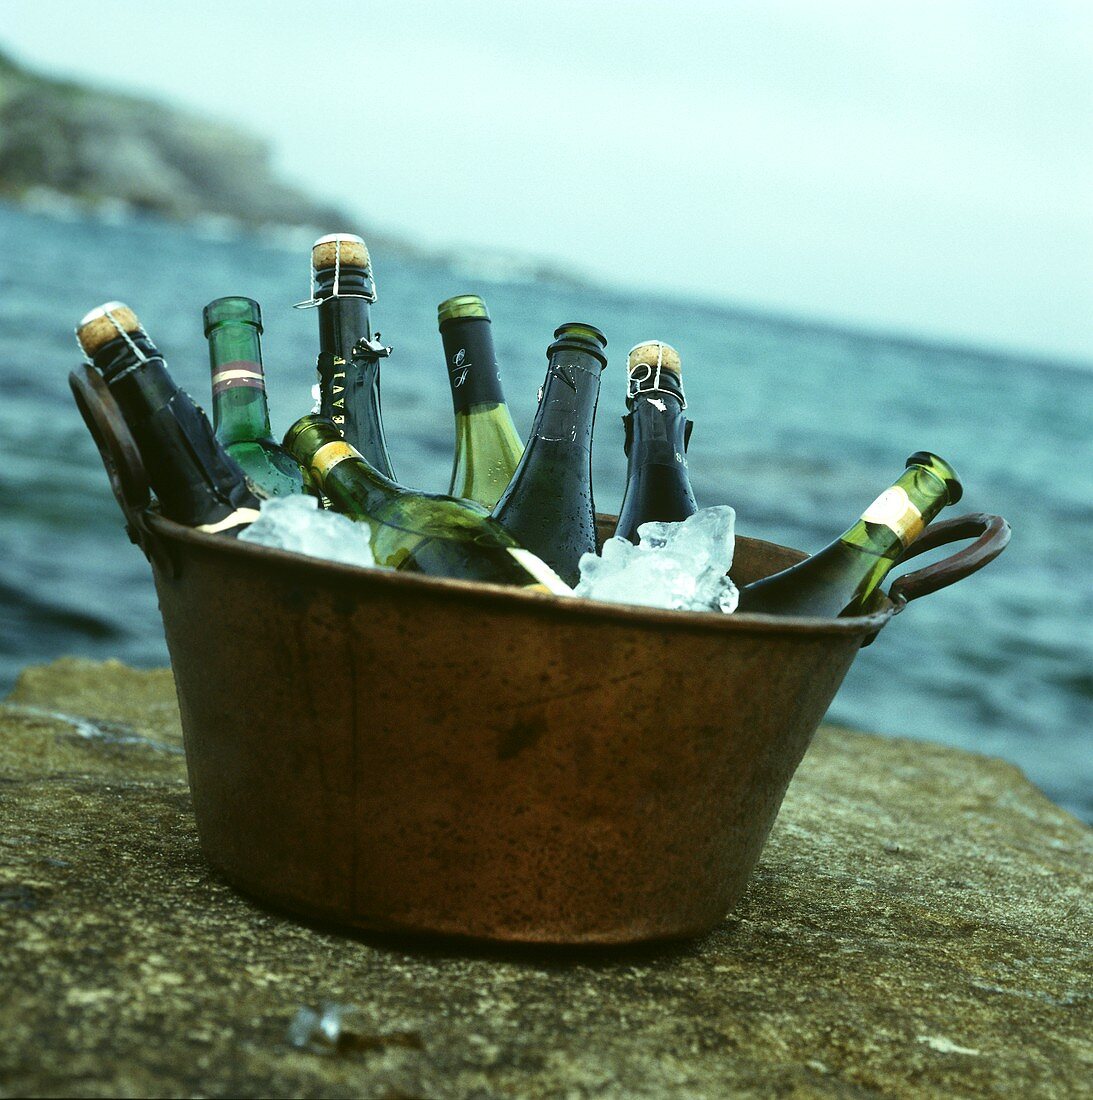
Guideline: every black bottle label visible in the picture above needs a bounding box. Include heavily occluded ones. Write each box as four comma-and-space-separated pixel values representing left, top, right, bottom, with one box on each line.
442, 320, 504, 413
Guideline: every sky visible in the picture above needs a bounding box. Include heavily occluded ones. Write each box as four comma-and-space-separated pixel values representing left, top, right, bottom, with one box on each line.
5, 1, 1092, 362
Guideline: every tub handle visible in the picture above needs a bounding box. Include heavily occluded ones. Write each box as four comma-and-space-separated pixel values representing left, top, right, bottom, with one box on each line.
888, 512, 1011, 610
68, 365, 177, 578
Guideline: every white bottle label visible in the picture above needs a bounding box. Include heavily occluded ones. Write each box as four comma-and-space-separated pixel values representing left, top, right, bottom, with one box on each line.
507, 548, 573, 595
860, 486, 924, 546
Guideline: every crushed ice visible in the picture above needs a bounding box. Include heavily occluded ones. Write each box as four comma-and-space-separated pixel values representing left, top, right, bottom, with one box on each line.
240, 494, 375, 569
575, 506, 739, 613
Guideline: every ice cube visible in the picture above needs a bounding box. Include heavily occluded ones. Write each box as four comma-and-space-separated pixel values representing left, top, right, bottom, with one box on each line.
575, 506, 739, 613
240, 494, 376, 569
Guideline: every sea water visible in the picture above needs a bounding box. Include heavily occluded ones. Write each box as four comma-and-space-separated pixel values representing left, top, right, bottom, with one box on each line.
0, 203, 1089, 820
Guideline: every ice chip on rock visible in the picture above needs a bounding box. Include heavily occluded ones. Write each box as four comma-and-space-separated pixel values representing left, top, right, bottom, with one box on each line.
240, 494, 376, 569
575, 506, 739, 613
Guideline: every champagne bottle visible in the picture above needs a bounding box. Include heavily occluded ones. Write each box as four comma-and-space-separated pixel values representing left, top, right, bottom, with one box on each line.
614, 340, 697, 543
75, 302, 261, 535
303, 233, 396, 478
735, 452, 963, 617
438, 294, 523, 508
203, 296, 305, 498
285, 414, 571, 594
491, 323, 608, 587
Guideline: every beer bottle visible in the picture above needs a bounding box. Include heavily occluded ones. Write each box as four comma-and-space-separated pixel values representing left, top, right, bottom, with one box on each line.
302, 233, 396, 478
438, 294, 523, 508
735, 452, 963, 617
75, 302, 261, 535
285, 414, 571, 594
614, 340, 697, 543
203, 296, 305, 498
492, 323, 607, 587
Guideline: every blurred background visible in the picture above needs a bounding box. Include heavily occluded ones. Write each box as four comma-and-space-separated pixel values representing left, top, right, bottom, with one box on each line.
0, 2, 1090, 818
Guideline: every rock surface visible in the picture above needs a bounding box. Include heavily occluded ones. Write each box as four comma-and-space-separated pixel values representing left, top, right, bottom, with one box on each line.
1, 658, 1089, 1098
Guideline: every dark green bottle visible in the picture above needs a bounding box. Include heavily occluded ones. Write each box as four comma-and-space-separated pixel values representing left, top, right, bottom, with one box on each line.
438, 294, 524, 509
75, 302, 261, 535
302, 233, 396, 479
614, 340, 697, 543
285, 415, 571, 594
203, 296, 305, 498
491, 323, 608, 587
736, 452, 963, 617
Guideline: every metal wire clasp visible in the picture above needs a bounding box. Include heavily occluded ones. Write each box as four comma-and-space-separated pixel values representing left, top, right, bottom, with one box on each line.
77, 305, 154, 382
294, 237, 378, 309
626, 343, 687, 409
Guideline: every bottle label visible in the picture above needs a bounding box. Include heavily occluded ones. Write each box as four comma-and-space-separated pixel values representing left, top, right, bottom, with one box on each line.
507, 547, 573, 595
310, 440, 357, 483
443, 323, 504, 412
861, 486, 924, 546
196, 506, 262, 534
212, 360, 266, 397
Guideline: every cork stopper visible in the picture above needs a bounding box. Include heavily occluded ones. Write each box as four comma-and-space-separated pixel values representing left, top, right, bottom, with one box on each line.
76, 302, 142, 357
628, 340, 682, 379
311, 233, 371, 272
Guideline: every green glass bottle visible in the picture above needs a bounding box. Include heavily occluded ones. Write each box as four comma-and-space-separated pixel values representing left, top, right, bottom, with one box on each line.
203, 296, 306, 498
438, 294, 524, 508
284, 414, 571, 594
736, 452, 963, 617
303, 233, 396, 479
491, 323, 608, 587
614, 340, 697, 544
75, 302, 261, 535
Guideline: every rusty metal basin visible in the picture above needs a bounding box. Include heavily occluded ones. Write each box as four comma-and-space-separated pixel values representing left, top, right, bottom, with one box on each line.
70, 364, 1010, 945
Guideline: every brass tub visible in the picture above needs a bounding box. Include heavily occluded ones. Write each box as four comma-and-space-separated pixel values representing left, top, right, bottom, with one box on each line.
72, 365, 1010, 944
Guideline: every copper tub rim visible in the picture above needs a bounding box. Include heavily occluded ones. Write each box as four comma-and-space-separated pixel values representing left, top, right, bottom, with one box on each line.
145, 510, 896, 637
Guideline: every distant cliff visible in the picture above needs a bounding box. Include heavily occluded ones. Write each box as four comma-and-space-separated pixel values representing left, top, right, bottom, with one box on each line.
0, 48, 354, 232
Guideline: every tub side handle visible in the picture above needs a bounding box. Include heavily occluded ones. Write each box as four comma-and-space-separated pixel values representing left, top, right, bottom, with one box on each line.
69, 365, 178, 578
887, 513, 1011, 610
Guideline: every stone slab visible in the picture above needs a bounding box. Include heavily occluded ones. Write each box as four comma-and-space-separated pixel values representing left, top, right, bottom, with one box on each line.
1, 658, 1089, 1097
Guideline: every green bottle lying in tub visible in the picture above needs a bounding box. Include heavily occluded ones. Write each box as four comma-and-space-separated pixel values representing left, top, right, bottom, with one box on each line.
285, 414, 572, 596
735, 452, 963, 618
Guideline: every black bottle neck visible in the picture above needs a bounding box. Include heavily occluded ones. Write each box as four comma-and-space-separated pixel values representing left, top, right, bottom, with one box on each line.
315, 265, 375, 361
440, 316, 506, 412
623, 375, 691, 466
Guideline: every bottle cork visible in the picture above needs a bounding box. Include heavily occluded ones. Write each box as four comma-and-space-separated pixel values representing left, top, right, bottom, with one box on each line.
311, 233, 371, 271
76, 302, 142, 357
628, 340, 682, 378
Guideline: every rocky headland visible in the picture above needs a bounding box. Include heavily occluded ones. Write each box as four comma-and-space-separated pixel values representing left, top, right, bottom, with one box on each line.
0, 48, 360, 235
1, 658, 1089, 1097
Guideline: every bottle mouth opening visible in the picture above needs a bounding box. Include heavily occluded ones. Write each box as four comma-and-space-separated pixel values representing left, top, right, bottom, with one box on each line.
905, 450, 964, 504
203, 296, 262, 335
438, 294, 490, 326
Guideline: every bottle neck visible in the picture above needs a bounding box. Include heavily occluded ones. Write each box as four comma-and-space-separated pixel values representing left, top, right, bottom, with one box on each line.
298, 432, 400, 512
315, 266, 374, 361
440, 316, 506, 412
207, 321, 272, 444
624, 385, 690, 466
92, 329, 166, 384
841, 464, 953, 558
528, 346, 604, 452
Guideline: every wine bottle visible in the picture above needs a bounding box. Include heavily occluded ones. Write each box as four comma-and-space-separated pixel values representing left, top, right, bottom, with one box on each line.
491, 323, 608, 587
614, 340, 697, 543
735, 452, 963, 617
75, 302, 261, 535
203, 296, 306, 498
302, 233, 396, 478
438, 294, 523, 508
285, 414, 571, 594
